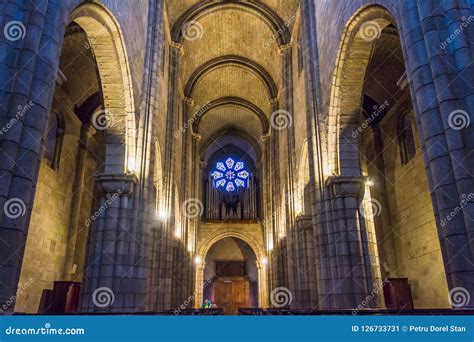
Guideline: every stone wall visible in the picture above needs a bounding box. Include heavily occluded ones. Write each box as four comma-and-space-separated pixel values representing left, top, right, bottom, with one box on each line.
15, 89, 101, 313
361, 97, 450, 308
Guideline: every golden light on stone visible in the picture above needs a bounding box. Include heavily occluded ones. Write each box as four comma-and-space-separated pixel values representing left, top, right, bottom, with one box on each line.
194, 256, 202, 265
127, 156, 137, 173
157, 210, 168, 221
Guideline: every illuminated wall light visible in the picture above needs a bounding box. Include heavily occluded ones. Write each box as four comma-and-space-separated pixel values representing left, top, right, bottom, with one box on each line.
157, 210, 168, 221
127, 156, 137, 173
194, 256, 202, 265
261, 257, 268, 266
268, 240, 274, 252
367, 178, 374, 187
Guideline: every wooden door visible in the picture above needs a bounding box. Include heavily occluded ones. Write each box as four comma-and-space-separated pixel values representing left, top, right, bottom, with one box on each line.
214, 277, 250, 315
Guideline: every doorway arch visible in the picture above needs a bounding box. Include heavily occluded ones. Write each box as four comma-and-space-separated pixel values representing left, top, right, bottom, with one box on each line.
195, 230, 268, 311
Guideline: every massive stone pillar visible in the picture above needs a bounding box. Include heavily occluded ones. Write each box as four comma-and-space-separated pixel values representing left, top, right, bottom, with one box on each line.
0, 0, 69, 312
323, 176, 382, 309
150, 41, 182, 310
398, 0, 474, 307
79, 174, 147, 313
64, 124, 97, 282
301, 0, 383, 309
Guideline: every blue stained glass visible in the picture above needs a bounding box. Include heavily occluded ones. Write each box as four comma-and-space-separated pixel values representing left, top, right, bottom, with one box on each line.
211, 157, 250, 192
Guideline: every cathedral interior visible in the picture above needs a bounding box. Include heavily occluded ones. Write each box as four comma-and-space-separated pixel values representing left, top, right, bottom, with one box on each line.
0, 0, 473, 315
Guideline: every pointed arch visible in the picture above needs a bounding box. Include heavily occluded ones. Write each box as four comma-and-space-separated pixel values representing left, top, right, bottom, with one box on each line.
172, 1, 290, 46
70, 2, 136, 174
327, 5, 396, 176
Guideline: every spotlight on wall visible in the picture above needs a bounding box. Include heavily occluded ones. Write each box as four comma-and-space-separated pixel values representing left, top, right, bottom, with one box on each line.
157, 210, 168, 221
367, 178, 374, 187
261, 257, 268, 266
194, 256, 202, 265
127, 156, 137, 173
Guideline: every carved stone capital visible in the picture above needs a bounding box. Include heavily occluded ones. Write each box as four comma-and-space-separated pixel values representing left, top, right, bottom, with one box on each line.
95, 173, 138, 196
325, 176, 367, 198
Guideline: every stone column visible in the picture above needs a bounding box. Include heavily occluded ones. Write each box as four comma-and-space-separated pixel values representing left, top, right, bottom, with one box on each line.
194, 263, 205, 309
257, 261, 269, 308
0, 1, 69, 311
398, 0, 474, 306
79, 173, 147, 313
322, 176, 383, 309
301, 0, 341, 310
152, 41, 183, 310
64, 124, 96, 281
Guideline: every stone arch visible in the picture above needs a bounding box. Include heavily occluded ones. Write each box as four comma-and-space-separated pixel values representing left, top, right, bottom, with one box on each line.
198, 230, 266, 263
193, 96, 270, 135
69, 2, 136, 174
172, 1, 290, 46
195, 229, 269, 309
200, 128, 263, 161
327, 5, 396, 176
184, 55, 278, 100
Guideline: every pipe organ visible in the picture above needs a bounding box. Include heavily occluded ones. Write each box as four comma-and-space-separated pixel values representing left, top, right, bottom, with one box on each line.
205, 174, 258, 221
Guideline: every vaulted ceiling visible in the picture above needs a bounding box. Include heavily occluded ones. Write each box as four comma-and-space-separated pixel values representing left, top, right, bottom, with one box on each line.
165, 0, 299, 150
